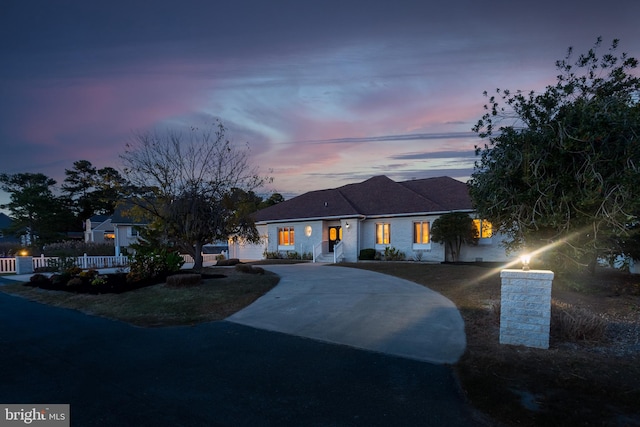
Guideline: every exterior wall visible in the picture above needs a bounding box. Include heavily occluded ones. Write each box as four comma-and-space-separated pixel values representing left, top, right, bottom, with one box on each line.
360, 215, 446, 262
340, 218, 359, 262
260, 215, 511, 263
113, 225, 141, 256
265, 220, 324, 257
458, 232, 512, 263
229, 225, 268, 260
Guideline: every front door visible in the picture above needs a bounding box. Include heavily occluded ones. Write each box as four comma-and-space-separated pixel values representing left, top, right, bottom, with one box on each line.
328, 226, 342, 252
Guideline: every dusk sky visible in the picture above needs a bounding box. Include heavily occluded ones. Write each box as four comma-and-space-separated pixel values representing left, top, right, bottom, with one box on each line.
1, 0, 639, 210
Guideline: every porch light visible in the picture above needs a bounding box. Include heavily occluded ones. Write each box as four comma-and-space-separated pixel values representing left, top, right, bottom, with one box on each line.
520, 254, 531, 271
345, 222, 350, 229
305, 225, 312, 237
19, 249, 28, 256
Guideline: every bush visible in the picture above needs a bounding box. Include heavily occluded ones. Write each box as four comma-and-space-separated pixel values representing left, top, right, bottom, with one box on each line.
66, 277, 84, 287
383, 246, 405, 261
43, 241, 115, 257
551, 300, 607, 342
264, 251, 282, 259
166, 274, 202, 288
217, 258, 240, 266
235, 264, 265, 274
0, 242, 21, 257
286, 251, 300, 259
65, 266, 82, 276
28, 274, 51, 286
359, 248, 376, 260
46, 256, 77, 273
127, 246, 185, 282
50, 273, 71, 286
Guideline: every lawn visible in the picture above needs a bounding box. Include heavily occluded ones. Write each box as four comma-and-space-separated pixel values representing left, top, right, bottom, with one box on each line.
0, 266, 279, 327
1, 261, 638, 425
340, 262, 640, 427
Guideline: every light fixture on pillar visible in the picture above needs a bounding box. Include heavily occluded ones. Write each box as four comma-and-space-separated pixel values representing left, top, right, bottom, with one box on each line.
520, 254, 531, 271
345, 222, 350, 229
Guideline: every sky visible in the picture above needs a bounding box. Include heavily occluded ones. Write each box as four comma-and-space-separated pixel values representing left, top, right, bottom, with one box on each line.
1, 0, 639, 211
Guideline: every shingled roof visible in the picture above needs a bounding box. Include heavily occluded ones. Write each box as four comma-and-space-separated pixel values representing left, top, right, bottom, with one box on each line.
255, 175, 472, 222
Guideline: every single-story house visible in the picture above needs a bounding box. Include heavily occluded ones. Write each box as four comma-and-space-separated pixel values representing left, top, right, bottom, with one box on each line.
230, 175, 511, 263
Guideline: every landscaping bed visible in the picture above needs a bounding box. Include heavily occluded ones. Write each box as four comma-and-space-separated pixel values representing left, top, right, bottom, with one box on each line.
25, 270, 228, 294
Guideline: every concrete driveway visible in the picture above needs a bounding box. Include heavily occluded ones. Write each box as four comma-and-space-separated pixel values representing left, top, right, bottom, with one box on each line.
228, 263, 467, 364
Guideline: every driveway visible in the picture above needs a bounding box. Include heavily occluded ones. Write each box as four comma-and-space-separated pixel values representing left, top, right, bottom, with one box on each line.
228, 263, 467, 364
0, 265, 480, 426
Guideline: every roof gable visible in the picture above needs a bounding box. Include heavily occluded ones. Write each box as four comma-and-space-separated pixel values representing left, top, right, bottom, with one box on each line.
255, 175, 472, 222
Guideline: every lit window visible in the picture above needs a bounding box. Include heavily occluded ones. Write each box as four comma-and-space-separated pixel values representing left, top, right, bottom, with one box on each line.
376, 223, 390, 245
278, 227, 295, 246
104, 233, 115, 240
413, 222, 430, 244
473, 219, 493, 238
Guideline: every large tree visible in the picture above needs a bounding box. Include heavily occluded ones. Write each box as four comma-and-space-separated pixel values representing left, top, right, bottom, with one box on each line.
0, 173, 76, 245
431, 212, 479, 262
469, 38, 640, 271
62, 160, 126, 221
119, 120, 269, 271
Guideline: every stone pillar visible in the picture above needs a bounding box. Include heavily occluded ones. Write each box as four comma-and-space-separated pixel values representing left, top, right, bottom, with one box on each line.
499, 269, 554, 349
15, 256, 34, 275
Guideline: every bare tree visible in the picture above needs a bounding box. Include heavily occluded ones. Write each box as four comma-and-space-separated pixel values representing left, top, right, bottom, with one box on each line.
120, 120, 269, 271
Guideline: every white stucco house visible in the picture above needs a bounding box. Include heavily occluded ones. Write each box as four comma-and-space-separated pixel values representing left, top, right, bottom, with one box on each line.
229, 175, 512, 263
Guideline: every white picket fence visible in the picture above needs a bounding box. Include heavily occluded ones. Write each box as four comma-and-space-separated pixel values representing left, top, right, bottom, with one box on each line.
0, 253, 222, 274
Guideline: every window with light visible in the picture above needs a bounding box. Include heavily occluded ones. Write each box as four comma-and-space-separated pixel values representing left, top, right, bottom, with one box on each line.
376, 223, 390, 245
278, 227, 295, 246
473, 219, 493, 239
413, 221, 430, 244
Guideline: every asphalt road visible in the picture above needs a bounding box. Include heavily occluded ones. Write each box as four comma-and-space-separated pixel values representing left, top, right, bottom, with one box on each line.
0, 281, 483, 426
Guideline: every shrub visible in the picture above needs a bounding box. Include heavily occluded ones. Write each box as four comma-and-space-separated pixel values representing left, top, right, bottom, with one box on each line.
91, 276, 107, 286
166, 273, 202, 288
286, 251, 300, 259
551, 300, 607, 342
217, 258, 240, 266
50, 273, 71, 286
79, 269, 98, 279
216, 253, 226, 261
43, 241, 115, 257
383, 246, 405, 261
66, 277, 84, 287
264, 251, 282, 259
65, 266, 83, 276
359, 248, 376, 260
0, 242, 21, 257
29, 274, 51, 286
234, 264, 265, 274
127, 246, 185, 282
47, 256, 77, 273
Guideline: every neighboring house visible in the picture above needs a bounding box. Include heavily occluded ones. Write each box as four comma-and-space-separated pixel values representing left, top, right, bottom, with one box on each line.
231, 175, 511, 263
84, 215, 115, 243
110, 206, 148, 256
